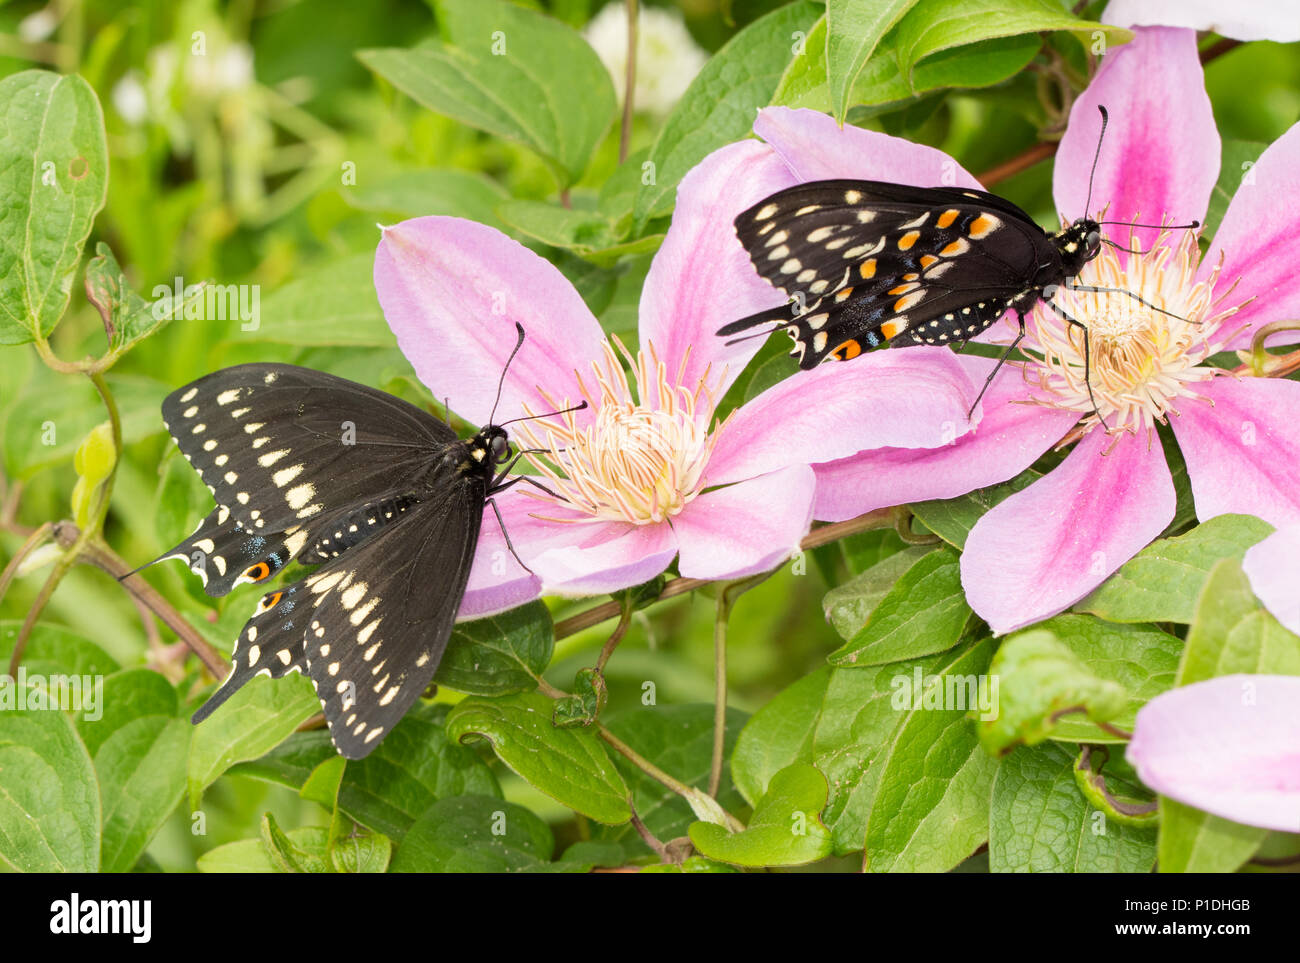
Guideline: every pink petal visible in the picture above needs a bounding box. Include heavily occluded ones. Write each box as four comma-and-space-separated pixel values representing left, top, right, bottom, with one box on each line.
1104, 0, 1300, 42
527, 518, 679, 598
672, 465, 815, 580
962, 429, 1175, 634
460, 489, 542, 618
1128, 675, 1300, 833
812, 355, 1080, 521
1053, 28, 1218, 249
639, 140, 798, 395
1169, 376, 1300, 528
706, 348, 978, 486
1242, 526, 1300, 636
374, 216, 605, 426
754, 107, 983, 189
1200, 121, 1300, 350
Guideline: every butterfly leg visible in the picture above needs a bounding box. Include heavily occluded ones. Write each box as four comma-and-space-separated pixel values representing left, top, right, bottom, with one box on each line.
966, 312, 1027, 421
485, 495, 536, 575
1044, 299, 1113, 432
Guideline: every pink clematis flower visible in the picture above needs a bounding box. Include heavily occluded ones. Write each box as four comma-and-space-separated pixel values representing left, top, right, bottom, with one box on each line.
749, 28, 1300, 634
1127, 675, 1300, 833
1104, 0, 1300, 43
373, 142, 977, 614
1243, 525, 1300, 636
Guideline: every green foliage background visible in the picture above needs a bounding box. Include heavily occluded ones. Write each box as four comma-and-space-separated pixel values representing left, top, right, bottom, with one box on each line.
0, 0, 1297, 873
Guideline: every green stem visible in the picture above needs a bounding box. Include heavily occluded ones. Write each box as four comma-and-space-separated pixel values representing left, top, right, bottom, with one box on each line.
619, 0, 638, 164
0, 522, 53, 608
709, 573, 772, 798
85, 370, 122, 536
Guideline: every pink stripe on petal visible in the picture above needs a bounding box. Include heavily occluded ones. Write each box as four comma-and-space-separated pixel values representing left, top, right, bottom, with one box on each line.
640, 140, 798, 394
1199, 122, 1300, 350
962, 429, 1175, 635
705, 348, 977, 487
1054, 28, 1218, 249
1169, 376, 1300, 528
374, 216, 605, 426
812, 355, 1078, 521
1128, 675, 1300, 833
754, 107, 982, 189
1242, 526, 1300, 636
528, 519, 679, 598
672, 465, 815, 581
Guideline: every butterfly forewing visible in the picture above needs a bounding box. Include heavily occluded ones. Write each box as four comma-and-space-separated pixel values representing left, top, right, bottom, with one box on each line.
161, 363, 454, 538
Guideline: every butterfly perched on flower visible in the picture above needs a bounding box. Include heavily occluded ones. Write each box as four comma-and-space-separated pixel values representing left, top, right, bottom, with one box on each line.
717, 107, 1195, 421
132, 326, 562, 758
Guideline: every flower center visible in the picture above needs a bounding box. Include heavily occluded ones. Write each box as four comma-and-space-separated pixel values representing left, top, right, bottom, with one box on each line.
513, 338, 724, 525
1021, 225, 1243, 436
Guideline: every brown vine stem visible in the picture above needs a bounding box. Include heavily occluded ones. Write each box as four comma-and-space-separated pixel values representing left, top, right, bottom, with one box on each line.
552, 506, 895, 641
0, 522, 53, 609
976, 141, 1058, 188
78, 539, 229, 679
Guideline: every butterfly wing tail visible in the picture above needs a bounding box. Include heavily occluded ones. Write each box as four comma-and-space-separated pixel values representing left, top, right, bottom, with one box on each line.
717, 301, 800, 341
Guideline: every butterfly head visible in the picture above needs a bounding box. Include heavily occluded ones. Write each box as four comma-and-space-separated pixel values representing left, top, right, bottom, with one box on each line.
469, 425, 512, 469
1055, 217, 1103, 275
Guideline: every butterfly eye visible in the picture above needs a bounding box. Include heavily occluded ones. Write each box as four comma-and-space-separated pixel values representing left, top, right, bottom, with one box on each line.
1086, 230, 1101, 254
490, 433, 510, 463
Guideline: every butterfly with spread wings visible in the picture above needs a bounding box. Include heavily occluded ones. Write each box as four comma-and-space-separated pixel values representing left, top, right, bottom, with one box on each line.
717, 107, 1195, 422
133, 326, 559, 758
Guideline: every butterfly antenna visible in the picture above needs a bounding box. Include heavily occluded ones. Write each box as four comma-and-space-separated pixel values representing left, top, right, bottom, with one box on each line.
497, 400, 588, 429
1097, 219, 1200, 231
1083, 105, 1109, 219
489, 323, 527, 427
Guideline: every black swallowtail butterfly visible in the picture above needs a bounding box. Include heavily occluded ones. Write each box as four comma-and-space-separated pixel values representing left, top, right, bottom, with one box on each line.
717, 107, 1198, 422
133, 326, 564, 758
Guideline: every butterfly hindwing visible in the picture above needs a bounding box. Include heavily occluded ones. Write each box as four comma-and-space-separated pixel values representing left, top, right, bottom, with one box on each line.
190, 581, 310, 723
143, 504, 306, 597
298, 478, 486, 759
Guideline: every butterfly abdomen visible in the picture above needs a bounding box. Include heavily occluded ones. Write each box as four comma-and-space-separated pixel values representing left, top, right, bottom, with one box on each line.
306, 494, 420, 562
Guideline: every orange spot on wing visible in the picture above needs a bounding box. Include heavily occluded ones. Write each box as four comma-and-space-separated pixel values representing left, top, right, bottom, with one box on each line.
832, 340, 862, 361
245, 562, 271, 582
936, 209, 960, 229
859, 259, 877, 279
898, 230, 921, 250
888, 282, 918, 296
880, 320, 905, 339
968, 214, 999, 239
941, 239, 969, 257
920, 255, 938, 268
264, 591, 283, 609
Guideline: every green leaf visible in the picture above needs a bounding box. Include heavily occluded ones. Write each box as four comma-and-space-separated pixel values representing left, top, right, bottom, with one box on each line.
1033, 616, 1184, 744
829, 546, 973, 666
0, 71, 108, 345
94, 716, 191, 873
230, 702, 499, 841
435, 601, 555, 697
910, 468, 1040, 549
0, 693, 101, 871
331, 829, 392, 873
358, 0, 616, 188
825, 0, 920, 122
262, 811, 331, 873
343, 168, 510, 232
552, 666, 606, 729
1076, 514, 1274, 624
822, 545, 932, 640
990, 743, 1156, 872
247, 253, 391, 347
1155, 559, 1300, 873
865, 638, 998, 872
888, 0, 1128, 87
978, 628, 1128, 756
198, 826, 331, 873
446, 692, 631, 824
689, 763, 832, 867
84, 243, 189, 355
390, 795, 555, 872
633, 1, 822, 228
640, 855, 737, 873
0, 621, 119, 679
299, 755, 346, 810
187, 673, 319, 809
75, 667, 177, 757
595, 704, 748, 851
496, 199, 663, 265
